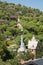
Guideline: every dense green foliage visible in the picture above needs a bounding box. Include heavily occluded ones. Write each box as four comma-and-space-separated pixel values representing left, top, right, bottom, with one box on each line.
0, 1, 43, 65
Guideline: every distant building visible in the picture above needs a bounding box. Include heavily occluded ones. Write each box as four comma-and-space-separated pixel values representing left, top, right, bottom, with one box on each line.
17, 18, 22, 29
0, 19, 9, 24
17, 23, 22, 29
18, 34, 26, 52
28, 35, 39, 58
18, 20, 26, 52
10, 16, 17, 21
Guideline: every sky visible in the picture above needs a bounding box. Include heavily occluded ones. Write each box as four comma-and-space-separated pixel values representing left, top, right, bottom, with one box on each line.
0, 0, 43, 11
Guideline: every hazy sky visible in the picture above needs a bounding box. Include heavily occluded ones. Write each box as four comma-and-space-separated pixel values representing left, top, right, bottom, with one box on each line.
0, 0, 43, 11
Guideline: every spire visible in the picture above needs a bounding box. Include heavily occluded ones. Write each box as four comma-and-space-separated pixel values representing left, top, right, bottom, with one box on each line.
18, 24, 26, 52
20, 35, 25, 48
18, 34, 26, 52
31, 35, 36, 42
17, 17, 23, 29
18, 17, 20, 22
28, 35, 39, 49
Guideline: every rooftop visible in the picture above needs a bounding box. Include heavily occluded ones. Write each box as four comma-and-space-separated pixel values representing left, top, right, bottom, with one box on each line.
28, 35, 39, 49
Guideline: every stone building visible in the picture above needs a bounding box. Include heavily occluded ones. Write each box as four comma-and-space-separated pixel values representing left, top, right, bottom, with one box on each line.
18, 34, 26, 52
28, 35, 39, 58
18, 18, 26, 52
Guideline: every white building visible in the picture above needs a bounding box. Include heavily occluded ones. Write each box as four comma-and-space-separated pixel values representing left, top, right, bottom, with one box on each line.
18, 35, 26, 52
17, 18, 26, 52
28, 35, 39, 50
17, 18, 22, 29
28, 35, 39, 58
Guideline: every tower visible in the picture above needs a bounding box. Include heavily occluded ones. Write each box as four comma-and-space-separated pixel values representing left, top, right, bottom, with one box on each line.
18, 22, 26, 52
28, 35, 39, 59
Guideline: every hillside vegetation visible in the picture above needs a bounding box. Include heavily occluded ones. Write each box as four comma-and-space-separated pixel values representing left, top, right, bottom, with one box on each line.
0, 1, 43, 65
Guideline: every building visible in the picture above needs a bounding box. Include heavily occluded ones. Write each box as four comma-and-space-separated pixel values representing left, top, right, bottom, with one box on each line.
28, 35, 39, 58
18, 34, 26, 52
10, 16, 17, 21
18, 19, 26, 52
17, 18, 23, 29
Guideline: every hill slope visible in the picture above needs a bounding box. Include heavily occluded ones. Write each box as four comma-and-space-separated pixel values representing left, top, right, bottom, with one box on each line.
0, 1, 43, 61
